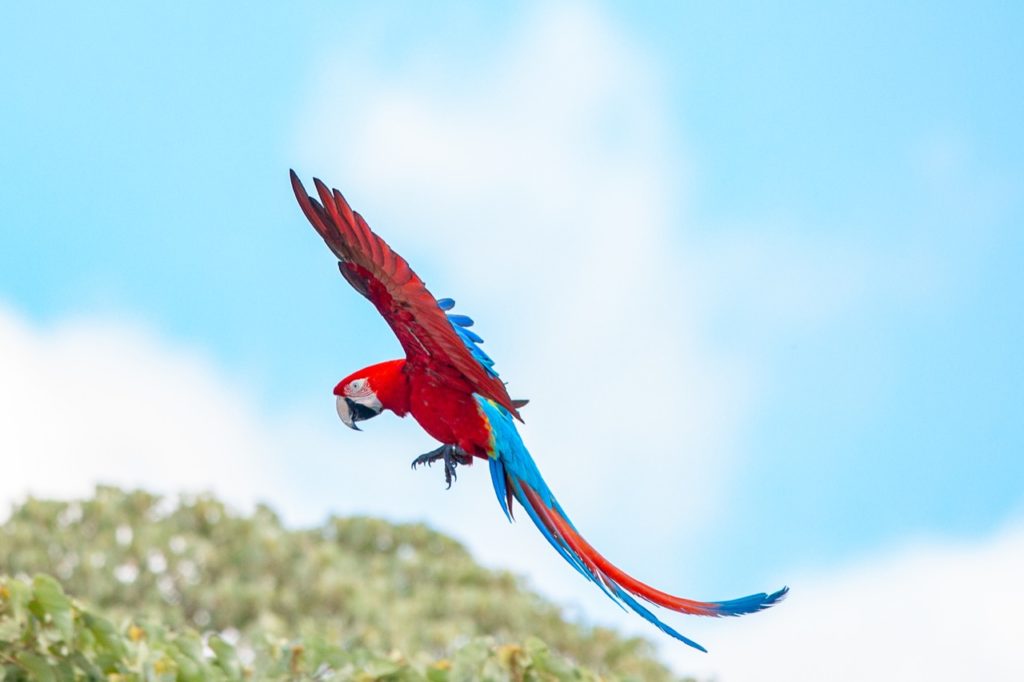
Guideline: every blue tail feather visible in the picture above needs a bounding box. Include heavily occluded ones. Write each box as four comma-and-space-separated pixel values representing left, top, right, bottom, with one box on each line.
609, 583, 708, 652
476, 395, 787, 652
711, 586, 790, 616
488, 457, 513, 523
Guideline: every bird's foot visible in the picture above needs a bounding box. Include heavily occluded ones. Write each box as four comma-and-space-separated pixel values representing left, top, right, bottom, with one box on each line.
410, 444, 472, 489
410, 445, 448, 470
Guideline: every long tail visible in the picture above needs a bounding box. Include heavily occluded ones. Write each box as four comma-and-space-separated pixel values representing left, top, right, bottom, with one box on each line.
477, 397, 788, 652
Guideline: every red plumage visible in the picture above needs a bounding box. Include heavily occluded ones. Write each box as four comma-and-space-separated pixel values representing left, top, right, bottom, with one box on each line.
336, 359, 493, 457
290, 171, 521, 425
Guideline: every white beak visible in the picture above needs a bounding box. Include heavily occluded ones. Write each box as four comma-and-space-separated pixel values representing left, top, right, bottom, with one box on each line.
336, 395, 360, 431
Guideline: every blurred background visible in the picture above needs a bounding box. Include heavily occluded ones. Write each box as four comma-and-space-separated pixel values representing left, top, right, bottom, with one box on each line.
2, 2, 1022, 679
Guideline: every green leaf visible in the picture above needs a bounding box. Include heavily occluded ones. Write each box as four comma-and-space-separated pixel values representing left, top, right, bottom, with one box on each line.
54, 658, 76, 682
360, 658, 403, 678
31, 575, 74, 642
425, 665, 450, 682
208, 634, 241, 678
15, 651, 57, 682
82, 612, 128, 659
67, 650, 105, 680
168, 645, 203, 682
449, 639, 491, 681
2, 577, 33, 620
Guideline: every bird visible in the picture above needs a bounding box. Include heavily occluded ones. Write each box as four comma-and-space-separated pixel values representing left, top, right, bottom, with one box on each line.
289, 170, 788, 652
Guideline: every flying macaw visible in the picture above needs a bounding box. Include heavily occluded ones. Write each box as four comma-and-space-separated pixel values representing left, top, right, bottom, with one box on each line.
290, 170, 787, 652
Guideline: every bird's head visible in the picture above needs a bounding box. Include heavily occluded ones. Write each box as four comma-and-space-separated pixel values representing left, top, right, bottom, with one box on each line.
332, 359, 408, 430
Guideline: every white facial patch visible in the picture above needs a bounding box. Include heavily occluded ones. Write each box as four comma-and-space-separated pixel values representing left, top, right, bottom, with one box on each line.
345, 378, 372, 398
352, 392, 383, 412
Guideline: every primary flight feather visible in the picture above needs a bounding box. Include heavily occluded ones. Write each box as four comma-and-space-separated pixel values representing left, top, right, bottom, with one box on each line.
290, 170, 787, 652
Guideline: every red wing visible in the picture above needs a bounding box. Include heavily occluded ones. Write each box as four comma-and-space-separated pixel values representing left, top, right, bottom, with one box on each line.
290, 170, 521, 420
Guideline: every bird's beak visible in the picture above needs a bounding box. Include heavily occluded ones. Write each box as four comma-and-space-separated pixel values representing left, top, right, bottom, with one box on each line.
336, 395, 362, 431
336, 395, 382, 431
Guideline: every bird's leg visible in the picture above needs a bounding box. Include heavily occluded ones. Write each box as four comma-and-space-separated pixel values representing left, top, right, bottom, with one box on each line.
441, 445, 473, 489
410, 445, 446, 470
410, 444, 472, 489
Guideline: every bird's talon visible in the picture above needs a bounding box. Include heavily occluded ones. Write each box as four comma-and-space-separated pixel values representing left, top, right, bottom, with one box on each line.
411, 444, 471, 488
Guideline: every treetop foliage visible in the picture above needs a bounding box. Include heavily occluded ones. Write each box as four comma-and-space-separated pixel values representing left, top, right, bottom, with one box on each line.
1, 487, 688, 681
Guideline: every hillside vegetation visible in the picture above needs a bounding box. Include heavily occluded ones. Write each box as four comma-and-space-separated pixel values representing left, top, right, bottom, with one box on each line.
0, 487, 688, 680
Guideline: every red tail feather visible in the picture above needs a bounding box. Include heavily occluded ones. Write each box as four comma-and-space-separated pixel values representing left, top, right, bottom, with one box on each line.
520, 485, 724, 617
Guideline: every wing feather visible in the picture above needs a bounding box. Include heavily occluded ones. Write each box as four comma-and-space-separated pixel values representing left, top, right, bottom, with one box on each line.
291, 170, 521, 420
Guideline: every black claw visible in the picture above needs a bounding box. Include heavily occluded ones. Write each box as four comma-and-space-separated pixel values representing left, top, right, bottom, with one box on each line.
411, 445, 446, 471
442, 445, 455, 488
410, 444, 471, 489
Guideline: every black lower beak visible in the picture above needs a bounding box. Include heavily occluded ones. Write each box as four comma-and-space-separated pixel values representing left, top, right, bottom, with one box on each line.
346, 397, 380, 427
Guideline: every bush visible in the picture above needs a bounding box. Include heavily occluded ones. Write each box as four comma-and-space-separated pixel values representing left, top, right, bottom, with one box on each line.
0, 574, 635, 680
0, 488, 689, 681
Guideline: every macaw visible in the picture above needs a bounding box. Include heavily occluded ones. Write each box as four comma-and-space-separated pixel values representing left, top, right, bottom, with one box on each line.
290, 170, 787, 652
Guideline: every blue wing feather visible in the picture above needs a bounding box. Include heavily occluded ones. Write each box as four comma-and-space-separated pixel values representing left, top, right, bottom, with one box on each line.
436, 298, 500, 378
446, 313, 475, 327
455, 326, 484, 344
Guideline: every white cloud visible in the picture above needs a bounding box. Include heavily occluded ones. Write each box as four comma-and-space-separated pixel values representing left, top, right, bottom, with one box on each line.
0, 304, 294, 518
675, 524, 1024, 681
0, 302, 504, 528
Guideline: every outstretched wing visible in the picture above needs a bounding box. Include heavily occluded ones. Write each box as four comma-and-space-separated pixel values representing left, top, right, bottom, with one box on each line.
290, 170, 521, 420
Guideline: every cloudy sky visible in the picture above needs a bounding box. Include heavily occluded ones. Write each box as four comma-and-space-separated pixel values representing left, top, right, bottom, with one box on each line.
2, 2, 1022, 678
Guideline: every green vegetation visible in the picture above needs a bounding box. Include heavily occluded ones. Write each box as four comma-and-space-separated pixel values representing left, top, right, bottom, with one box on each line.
1, 487, 687, 680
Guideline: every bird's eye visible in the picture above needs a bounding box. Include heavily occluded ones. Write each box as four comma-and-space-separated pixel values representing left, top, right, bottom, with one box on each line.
350, 379, 365, 392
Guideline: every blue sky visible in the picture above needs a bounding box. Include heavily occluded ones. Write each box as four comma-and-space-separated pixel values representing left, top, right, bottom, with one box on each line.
3, 2, 1022, 677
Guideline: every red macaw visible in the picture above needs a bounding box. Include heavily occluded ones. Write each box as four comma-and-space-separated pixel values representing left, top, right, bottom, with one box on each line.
290, 170, 787, 651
